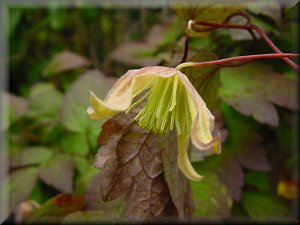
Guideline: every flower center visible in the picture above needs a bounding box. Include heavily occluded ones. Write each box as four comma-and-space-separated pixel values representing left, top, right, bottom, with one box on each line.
133, 74, 192, 135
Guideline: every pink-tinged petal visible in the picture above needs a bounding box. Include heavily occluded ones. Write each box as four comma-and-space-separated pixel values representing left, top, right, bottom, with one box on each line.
178, 71, 221, 153
87, 66, 177, 120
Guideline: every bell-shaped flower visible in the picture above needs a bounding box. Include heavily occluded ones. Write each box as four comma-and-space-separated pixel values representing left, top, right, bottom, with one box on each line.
87, 66, 221, 181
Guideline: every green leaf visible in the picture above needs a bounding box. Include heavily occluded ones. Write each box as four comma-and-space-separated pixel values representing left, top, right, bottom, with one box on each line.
190, 161, 232, 218
28, 193, 84, 223
38, 154, 74, 193
27, 83, 62, 122
173, 0, 243, 23
219, 63, 298, 126
60, 70, 116, 135
245, 171, 271, 191
242, 191, 290, 219
7, 167, 39, 212
42, 51, 90, 77
59, 131, 89, 156
10, 146, 53, 168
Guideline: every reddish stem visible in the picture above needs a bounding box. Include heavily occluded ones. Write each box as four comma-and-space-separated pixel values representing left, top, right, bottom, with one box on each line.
176, 53, 299, 70
180, 34, 190, 63
192, 19, 299, 70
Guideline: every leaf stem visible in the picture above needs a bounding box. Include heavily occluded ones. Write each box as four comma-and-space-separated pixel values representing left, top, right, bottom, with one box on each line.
176, 53, 299, 71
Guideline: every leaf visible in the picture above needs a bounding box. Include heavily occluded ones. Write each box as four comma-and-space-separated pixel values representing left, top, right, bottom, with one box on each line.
173, 0, 244, 23
61, 210, 108, 224
5, 92, 28, 127
85, 173, 124, 218
162, 132, 194, 220
237, 145, 271, 171
10, 147, 53, 168
246, 0, 281, 25
38, 154, 74, 193
244, 171, 271, 191
111, 20, 181, 67
219, 157, 244, 201
191, 159, 232, 218
60, 69, 116, 134
42, 51, 90, 77
242, 191, 290, 219
27, 83, 62, 122
218, 104, 271, 201
28, 193, 84, 223
59, 131, 89, 156
95, 111, 177, 220
7, 167, 39, 213
219, 63, 298, 126
111, 42, 160, 67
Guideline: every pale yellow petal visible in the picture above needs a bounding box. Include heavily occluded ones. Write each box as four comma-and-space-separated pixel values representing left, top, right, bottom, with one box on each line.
87, 66, 178, 120
177, 134, 204, 181
178, 71, 221, 154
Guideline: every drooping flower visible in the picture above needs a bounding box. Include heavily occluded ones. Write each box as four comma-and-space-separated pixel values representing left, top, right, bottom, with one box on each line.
87, 66, 221, 181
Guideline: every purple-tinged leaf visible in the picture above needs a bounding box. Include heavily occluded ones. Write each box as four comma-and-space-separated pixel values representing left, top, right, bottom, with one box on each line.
38, 154, 74, 193
220, 157, 244, 201
42, 51, 90, 77
237, 146, 271, 171
95, 111, 178, 220
10, 147, 53, 168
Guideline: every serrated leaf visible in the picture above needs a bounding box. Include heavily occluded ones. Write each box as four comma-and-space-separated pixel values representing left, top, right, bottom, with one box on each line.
10, 147, 53, 168
38, 154, 74, 193
95, 111, 177, 220
60, 69, 116, 134
7, 167, 39, 213
162, 132, 194, 220
42, 51, 90, 77
85, 173, 124, 218
219, 63, 298, 126
28, 193, 84, 223
173, 0, 243, 23
27, 83, 62, 122
242, 191, 290, 219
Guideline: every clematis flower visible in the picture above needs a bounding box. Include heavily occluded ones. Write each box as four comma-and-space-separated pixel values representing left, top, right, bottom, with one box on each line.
87, 66, 221, 181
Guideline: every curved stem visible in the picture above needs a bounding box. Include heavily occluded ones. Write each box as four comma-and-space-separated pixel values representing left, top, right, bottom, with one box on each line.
191, 19, 299, 70
176, 53, 299, 71
180, 34, 190, 63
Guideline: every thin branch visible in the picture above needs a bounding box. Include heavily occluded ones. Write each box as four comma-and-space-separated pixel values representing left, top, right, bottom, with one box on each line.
176, 53, 299, 71
180, 34, 190, 63
191, 19, 299, 70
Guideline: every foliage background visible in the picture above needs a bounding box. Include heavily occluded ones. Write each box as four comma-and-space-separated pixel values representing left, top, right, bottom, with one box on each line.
2, 0, 299, 223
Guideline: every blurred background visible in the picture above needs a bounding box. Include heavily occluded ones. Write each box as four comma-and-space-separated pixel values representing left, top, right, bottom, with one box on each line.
1, 0, 299, 223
